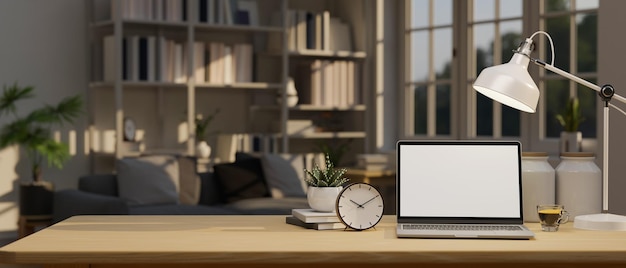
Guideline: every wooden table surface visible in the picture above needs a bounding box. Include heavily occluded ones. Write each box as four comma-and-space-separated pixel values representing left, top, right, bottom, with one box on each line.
2, 215, 626, 268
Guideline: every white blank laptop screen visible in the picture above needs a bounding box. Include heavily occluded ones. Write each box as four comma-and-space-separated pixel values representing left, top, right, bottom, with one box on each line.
399, 144, 521, 218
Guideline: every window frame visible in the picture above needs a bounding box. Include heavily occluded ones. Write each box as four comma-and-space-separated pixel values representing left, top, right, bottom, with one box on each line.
400, 0, 599, 154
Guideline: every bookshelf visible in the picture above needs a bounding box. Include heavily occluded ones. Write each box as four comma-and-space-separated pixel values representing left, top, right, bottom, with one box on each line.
87, 0, 370, 171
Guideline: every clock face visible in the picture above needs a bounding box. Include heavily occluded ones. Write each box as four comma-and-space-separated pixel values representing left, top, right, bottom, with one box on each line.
336, 182, 384, 231
123, 117, 136, 141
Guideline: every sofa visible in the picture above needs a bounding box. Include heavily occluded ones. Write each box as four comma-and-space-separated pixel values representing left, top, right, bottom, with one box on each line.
53, 153, 320, 223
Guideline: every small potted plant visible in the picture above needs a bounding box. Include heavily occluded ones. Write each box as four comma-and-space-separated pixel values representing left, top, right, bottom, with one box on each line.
0, 83, 82, 216
304, 154, 349, 212
194, 108, 220, 158
556, 97, 585, 152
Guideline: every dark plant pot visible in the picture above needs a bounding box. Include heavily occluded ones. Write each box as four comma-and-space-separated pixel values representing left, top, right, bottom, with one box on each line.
19, 181, 54, 216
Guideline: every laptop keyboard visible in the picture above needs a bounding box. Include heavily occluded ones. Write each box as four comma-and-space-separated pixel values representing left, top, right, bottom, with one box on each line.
402, 224, 523, 231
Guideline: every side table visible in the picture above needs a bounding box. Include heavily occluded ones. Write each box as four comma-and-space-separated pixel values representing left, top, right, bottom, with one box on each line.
18, 215, 52, 238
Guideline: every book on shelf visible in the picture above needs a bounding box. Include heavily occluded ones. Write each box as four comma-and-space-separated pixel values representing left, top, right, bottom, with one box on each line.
236, 0, 258, 26
293, 59, 361, 107
285, 216, 344, 230
292, 208, 339, 223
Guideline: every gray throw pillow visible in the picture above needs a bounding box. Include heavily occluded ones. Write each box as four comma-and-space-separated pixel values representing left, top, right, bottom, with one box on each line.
176, 156, 201, 205
117, 155, 180, 205
260, 153, 307, 198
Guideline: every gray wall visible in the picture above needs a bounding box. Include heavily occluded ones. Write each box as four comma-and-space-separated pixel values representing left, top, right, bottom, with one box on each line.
599, 0, 626, 215
0, 1, 89, 234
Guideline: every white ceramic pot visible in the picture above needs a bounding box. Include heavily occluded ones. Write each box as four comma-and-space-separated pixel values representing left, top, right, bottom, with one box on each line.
560, 131, 582, 153
307, 186, 342, 212
556, 152, 602, 218
196, 141, 211, 158
521, 152, 555, 222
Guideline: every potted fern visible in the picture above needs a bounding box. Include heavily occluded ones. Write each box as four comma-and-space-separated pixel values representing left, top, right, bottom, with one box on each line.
556, 97, 585, 152
0, 83, 82, 216
304, 154, 349, 212
194, 108, 220, 158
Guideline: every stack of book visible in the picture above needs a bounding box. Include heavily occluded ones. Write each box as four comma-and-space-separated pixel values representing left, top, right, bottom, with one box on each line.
286, 208, 344, 230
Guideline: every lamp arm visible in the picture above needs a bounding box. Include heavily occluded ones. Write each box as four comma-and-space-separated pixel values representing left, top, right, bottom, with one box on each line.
532, 59, 626, 105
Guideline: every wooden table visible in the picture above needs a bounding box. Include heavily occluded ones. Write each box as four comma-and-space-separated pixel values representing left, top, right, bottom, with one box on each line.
2, 215, 626, 268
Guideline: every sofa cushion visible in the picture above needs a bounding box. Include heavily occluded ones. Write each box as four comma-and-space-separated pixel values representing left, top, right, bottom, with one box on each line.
224, 197, 310, 215
176, 156, 201, 205
117, 155, 180, 205
260, 153, 307, 198
213, 158, 271, 203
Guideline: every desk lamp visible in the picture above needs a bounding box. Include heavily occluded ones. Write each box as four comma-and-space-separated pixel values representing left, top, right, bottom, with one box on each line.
473, 31, 626, 231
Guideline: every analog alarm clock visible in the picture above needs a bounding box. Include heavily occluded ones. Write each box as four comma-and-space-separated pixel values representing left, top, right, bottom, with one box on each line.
335, 182, 385, 231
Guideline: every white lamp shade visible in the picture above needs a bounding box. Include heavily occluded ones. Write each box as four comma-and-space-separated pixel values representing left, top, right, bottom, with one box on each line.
473, 54, 540, 113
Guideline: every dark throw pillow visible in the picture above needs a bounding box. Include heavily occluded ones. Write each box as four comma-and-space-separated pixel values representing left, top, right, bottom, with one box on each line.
213, 158, 271, 203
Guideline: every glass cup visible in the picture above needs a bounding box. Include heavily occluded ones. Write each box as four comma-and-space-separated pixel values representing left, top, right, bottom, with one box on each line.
537, 204, 570, 232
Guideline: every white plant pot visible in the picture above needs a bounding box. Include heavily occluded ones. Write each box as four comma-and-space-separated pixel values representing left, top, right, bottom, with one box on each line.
307, 186, 342, 212
560, 131, 582, 153
196, 141, 211, 158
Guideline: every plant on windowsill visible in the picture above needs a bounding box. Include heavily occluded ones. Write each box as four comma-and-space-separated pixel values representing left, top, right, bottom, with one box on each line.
304, 154, 349, 212
194, 108, 220, 158
0, 83, 83, 216
556, 97, 585, 153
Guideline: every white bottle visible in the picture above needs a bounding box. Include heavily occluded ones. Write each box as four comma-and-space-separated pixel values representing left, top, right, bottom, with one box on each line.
555, 152, 602, 218
521, 152, 555, 222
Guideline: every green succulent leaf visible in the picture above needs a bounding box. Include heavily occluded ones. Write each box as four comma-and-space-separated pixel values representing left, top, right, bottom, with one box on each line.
303, 154, 349, 187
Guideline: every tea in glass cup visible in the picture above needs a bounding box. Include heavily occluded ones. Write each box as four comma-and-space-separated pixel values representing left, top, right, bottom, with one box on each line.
537, 204, 569, 232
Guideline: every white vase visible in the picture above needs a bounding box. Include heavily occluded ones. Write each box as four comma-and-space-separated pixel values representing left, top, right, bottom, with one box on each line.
307, 186, 342, 212
521, 152, 555, 222
560, 131, 582, 153
555, 152, 602, 218
277, 77, 299, 107
196, 141, 211, 158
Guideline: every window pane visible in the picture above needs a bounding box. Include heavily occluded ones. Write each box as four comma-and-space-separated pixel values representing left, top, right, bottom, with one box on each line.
502, 105, 520, 137
434, 28, 452, 79
410, 0, 429, 28
577, 82, 597, 138
414, 85, 428, 135
411, 31, 429, 82
545, 0, 571, 13
473, 0, 495, 21
546, 16, 571, 70
500, 20, 523, 63
476, 93, 493, 136
433, 0, 452, 26
545, 79, 569, 138
500, 0, 522, 18
474, 23, 495, 73
576, 0, 598, 10
577, 13, 597, 72
436, 84, 451, 135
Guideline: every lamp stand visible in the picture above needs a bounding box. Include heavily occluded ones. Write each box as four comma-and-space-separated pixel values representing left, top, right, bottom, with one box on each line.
573, 85, 626, 231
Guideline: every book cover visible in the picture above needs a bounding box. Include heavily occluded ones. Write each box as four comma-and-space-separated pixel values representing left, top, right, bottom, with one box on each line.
292, 208, 339, 223
103, 35, 115, 82
285, 216, 344, 230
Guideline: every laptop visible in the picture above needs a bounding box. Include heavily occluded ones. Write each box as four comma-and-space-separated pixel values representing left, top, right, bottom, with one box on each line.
395, 140, 535, 239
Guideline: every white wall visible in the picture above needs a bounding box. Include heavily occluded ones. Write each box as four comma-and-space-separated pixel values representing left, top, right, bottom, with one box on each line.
0, 1, 89, 234
599, 0, 626, 215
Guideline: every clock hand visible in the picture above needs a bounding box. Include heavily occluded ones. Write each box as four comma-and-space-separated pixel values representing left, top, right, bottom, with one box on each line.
350, 199, 364, 208
361, 195, 380, 207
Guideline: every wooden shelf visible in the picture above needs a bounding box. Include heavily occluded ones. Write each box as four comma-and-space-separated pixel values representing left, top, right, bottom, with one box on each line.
251, 104, 366, 111
287, 131, 366, 139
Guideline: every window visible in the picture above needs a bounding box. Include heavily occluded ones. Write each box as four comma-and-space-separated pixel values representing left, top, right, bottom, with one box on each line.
405, 0, 453, 137
540, 0, 598, 140
403, 0, 598, 153
469, 0, 523, 138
